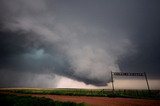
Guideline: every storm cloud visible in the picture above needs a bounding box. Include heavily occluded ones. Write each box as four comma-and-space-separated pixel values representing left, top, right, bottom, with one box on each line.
0, 0, 160, 88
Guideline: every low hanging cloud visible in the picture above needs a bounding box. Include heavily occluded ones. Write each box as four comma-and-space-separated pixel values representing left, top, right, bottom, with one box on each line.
0, 0, 159, 88
0, 0, 138, 87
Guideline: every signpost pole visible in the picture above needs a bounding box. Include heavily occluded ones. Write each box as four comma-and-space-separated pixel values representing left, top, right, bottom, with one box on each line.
144, 72, 150, 93
111, 71, 114, 91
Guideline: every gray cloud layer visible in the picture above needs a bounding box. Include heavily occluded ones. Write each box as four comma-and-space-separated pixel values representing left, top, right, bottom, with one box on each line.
0, 0, 160, 87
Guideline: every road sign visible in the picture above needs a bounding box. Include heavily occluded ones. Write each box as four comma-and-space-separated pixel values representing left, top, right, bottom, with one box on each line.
111, 72, 150, 92
113, 72, 144, 76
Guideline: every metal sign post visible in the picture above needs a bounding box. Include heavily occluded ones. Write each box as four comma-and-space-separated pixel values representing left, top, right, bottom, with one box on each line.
144, 72, 150, 92
111, 71, 114, 91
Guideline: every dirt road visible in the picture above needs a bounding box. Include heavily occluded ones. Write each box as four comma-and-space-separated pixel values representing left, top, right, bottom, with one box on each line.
1, 92, 160, 106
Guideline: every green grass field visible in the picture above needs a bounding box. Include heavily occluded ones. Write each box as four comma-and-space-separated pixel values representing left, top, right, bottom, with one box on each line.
0, 88, 160, 99
0, 93, 85, 106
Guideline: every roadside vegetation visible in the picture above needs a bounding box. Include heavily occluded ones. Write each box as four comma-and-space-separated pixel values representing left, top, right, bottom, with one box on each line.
0, 93, 85, 106
0, 88, 159, 99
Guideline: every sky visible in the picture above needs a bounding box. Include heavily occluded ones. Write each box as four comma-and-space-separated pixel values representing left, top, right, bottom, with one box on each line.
0, 0, 160, 89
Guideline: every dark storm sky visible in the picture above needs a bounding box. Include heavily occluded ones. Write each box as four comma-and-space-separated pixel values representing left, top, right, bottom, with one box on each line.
0, 0, 160, 87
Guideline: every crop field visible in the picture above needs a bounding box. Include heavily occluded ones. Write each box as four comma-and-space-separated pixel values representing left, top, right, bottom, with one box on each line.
0, 88, 160, 106
0, 88, 160, 99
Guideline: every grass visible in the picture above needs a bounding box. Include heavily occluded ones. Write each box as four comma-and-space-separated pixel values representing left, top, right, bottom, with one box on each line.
0, 88, 160, 99
0, 93, 86, 106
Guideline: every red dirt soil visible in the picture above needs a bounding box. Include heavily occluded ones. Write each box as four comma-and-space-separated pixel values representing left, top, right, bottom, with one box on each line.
1, 92, 160, 106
